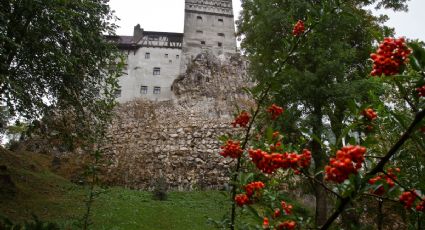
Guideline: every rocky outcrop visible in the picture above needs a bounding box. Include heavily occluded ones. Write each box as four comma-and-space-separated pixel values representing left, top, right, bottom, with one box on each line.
103, 52, 253, 190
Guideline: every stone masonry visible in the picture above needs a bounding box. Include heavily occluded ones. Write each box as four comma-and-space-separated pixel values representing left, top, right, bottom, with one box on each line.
102, 52, 253, 190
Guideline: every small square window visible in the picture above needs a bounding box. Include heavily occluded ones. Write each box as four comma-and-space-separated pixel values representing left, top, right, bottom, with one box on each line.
217, 33, 225, 37
145, 52, 150, 59
169, 60, 172, 64
176, 55, 180, 59
218, 18, 224, 22
153, 67, 161, 75
218, 42, 222, 47
196, 30, 203, 34
164, 54, 168, 58
201, 41, 206, 45
153, 86, 161, 94
197, 16, 203, 20
140, 86, 148, 94
114, 89, 121, 98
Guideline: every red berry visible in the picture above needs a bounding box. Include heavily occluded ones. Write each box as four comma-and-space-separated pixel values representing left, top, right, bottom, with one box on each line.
292, 20, 305, 36
235, 194, 250, 206
231, 111, 251, 128
417, 85, 425, 97
245, 181, 265, 198
267, 104, 284, 120
263, 217, 270, 229
220, 140, 243, 158
362, 108, 378, 121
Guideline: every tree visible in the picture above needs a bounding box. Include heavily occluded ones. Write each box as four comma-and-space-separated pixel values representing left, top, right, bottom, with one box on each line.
235, 0, 412, 227
0, 0, 120, 133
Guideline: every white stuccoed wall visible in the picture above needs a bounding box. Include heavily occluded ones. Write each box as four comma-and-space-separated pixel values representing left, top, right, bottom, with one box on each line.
117, 47, 182, 103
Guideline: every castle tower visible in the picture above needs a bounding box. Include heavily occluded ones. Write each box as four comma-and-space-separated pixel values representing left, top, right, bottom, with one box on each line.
181, 0, 237, 71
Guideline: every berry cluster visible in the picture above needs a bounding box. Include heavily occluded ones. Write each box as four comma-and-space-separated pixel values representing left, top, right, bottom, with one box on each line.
368, 168, 400, 195
325, 145, 367, 183
399, 190, 425, 212
399, 191, 418, 209
417, 85, 425, 97
245, 181, 266, 197
220, 140, 243, 158
362, 108, 378, 121
267, 104, 284, 120
272, 201, 293, 219
292, 20, 305, 36
277, 221, 297, 230
281, 201, 293, 215
232, 111, 251, 128
235, 181, 266, 207
370, 37, 411, 76
249, 149, 312, 174
235, 194, 250, 206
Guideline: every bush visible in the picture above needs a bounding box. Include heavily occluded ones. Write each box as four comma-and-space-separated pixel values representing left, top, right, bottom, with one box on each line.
152, 177, 168, 201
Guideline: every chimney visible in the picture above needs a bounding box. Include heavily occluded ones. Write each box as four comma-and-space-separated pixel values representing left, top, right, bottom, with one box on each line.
133, 24, 144, 43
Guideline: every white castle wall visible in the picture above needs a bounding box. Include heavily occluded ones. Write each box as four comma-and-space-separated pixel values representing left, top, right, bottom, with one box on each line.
117, 47, 182, 103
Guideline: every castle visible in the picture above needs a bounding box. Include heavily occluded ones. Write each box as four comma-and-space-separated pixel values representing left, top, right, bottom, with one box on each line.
111, 0, 237, 103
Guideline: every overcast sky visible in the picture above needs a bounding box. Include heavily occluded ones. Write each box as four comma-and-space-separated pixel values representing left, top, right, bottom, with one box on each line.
109, 0, 424, 41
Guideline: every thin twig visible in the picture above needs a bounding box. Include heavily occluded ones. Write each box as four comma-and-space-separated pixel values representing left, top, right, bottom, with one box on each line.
364, 155, 384, 159
302, 171, 343, 200
360, 192, 399, 203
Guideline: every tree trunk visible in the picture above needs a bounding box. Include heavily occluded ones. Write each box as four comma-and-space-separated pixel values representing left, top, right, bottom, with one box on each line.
311, 104, 328, 227
330, 103, 361, 229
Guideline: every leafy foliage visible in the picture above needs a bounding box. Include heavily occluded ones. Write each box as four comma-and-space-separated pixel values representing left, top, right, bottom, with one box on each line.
230, 0, 423, 229
0, 0, 121, 135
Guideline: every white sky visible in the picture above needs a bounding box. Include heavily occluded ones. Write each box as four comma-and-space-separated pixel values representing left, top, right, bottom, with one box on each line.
109, 0, 424, 41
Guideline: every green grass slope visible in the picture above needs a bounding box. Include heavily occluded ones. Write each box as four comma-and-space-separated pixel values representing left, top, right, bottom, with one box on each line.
0, 148, 239, 229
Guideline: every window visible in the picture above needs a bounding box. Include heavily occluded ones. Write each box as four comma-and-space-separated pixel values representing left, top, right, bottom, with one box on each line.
164, 54, 168, 58
218, 18, 224, 23
196, 30, 203, 34
169, 60, 172, 64
176, 55, 180, 59
201, 41, 206, 45
114, 89, 121, 98
140, 86, 148, 94
145, 52, 150, 59
153, 67, 161, 75
153, 86, 161, 94
217, 33, 225, 37
218, 42, 222, 47
197, 16, 203, 21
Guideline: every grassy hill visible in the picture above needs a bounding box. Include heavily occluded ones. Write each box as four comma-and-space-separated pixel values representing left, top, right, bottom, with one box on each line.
0, 148, 241, 229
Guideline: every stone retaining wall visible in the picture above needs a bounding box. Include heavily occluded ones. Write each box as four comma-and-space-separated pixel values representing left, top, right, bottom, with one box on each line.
102, 52, 253, 190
